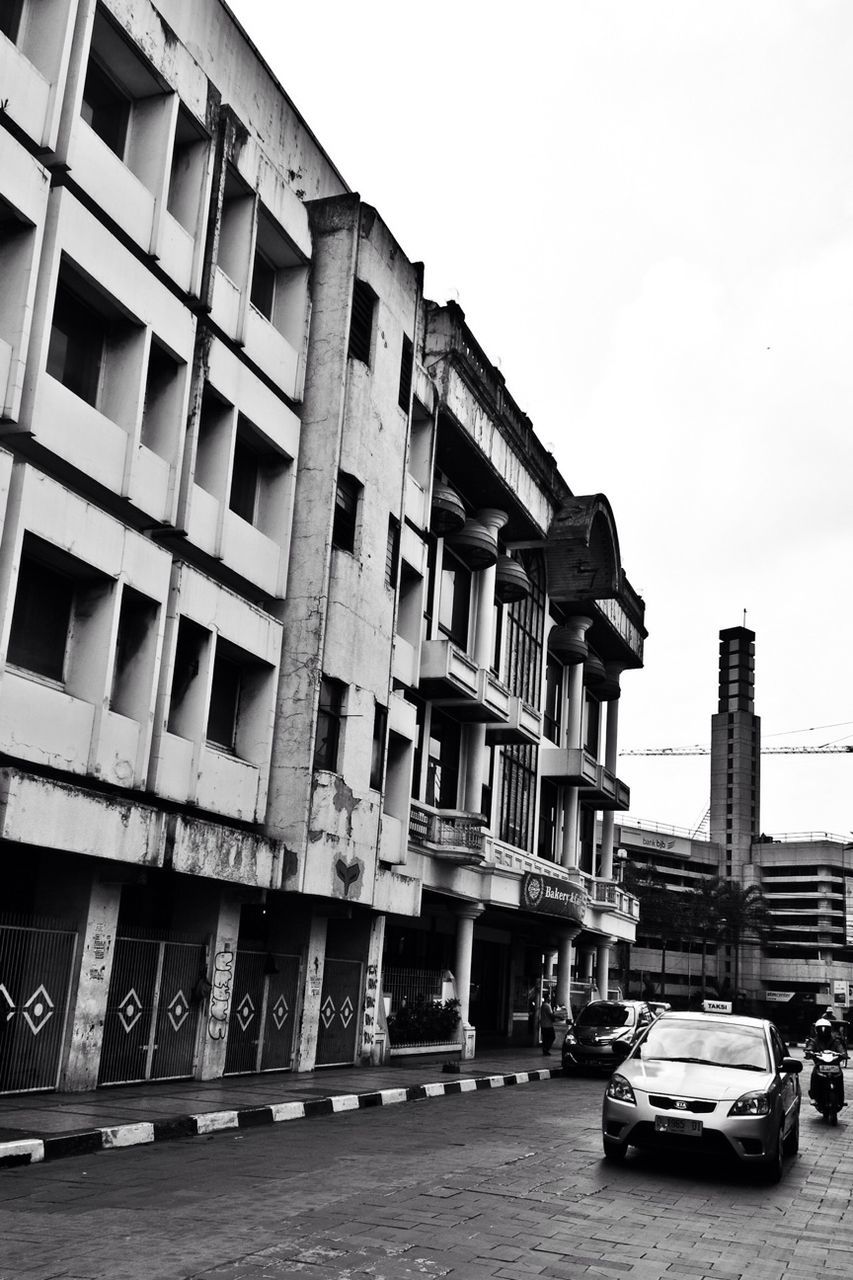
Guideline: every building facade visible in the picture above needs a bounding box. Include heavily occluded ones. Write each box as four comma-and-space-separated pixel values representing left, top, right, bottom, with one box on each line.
612, 626, 853, 1036
0, 0, 645, 1094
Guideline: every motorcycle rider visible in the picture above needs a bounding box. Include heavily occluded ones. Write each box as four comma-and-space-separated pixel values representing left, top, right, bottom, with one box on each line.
805, 1017, 847, 1109
805, 1016, 846, 1058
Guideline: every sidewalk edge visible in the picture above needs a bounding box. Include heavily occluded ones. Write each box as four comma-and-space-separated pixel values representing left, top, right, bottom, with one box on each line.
0, 1068, 557, 1169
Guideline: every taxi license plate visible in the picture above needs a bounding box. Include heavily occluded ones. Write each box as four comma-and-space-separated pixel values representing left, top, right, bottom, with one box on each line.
655, 1115, 702, 1136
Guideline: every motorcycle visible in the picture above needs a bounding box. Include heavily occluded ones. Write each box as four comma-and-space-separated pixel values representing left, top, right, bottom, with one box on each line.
806, 1048, 847, 1124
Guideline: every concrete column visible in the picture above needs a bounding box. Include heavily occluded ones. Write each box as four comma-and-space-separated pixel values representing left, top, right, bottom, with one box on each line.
60, 876, 122, 1091
560, 785, 580, 870
555, 927, 581, 1012
194, 888, 242, 1081
580, 947, 595, 983
565, 620, 593, 749
464, 508, 508, 815
604, 683, 621, 774
597, 938, 616, 1001
599, 811, 615, 882
560, 617, 592, 871
361, 913, 386, 1065
599, 676, 622, 882
294, 911, 328, 1071
455, 902, 484, 1058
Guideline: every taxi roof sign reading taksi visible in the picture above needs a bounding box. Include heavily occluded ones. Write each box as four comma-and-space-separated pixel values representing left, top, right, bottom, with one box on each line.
521, 872, 587, 923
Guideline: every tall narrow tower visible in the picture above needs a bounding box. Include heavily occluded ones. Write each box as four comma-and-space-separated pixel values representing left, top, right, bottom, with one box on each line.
709, 626, 760, 878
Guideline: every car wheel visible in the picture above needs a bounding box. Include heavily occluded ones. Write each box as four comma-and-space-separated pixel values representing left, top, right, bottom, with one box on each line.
759, 1123, 784, 1184
782, 1114, 799, 1156
602, 1138, 627, 1164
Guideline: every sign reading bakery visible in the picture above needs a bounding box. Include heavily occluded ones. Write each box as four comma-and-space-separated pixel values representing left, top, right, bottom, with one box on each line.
520, 872, 587, 923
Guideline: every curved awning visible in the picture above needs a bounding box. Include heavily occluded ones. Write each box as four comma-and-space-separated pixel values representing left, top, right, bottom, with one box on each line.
545, 494, 622, 603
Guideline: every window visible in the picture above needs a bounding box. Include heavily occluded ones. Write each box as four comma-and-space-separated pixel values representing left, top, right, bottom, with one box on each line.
537, 778, 560, 863
207, 653, 242, 751
217, 167, 254, 285
47, 280, 107, 407
0, 0, 24, 42
385, 517, 400, 589
7, 553, 74, 681
249, 247, 276, 320
141, 339, 181, 457
168, 617, 207, 736
314, 676, 345, 772
584, 693, 601, 756
80, 56, 130, 158
248, 207, 307, 344
332, 471, 360, 553
500, 745, 537, 851
543, 657, 562, 744
229, 436, 261, 523
425, 708, 460, 809
348, 279, 376, 365
370, 704, 388, 791
438, 548, 471, 648
579, 806, 595, 875
398, 335, 413, 411
166, 106, 207, 234
110, 587, 157, 717
503, 553, 545, 703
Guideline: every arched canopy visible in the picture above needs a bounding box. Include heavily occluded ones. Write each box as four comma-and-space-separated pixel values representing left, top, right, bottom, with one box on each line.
544, 494, 622, 603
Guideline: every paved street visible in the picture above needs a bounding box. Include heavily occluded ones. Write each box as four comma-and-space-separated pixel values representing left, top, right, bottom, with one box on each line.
2, 1070, 853, 1280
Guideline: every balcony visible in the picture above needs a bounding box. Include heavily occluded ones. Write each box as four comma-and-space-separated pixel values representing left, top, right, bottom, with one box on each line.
586, 767, 630, 811
409, 801, 486, 867
588, 878, 639, 919
539, 747, 599, 787
485, 695, 542, 746
419, 639, 511, 724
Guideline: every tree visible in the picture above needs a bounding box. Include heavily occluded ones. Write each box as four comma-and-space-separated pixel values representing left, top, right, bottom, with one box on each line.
623, 861, 694, 1000
714, 880, 770, 1006
684, 877, 727, 999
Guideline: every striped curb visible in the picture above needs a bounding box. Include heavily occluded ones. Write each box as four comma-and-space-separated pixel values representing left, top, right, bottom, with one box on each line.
0, 1068, 557, 1170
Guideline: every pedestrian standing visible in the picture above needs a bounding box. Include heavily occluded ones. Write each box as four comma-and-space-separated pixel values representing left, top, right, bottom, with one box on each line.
539, 995, 556, 1056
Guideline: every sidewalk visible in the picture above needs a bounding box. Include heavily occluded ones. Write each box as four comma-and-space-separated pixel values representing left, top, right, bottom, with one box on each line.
0, 1045, 561, 1170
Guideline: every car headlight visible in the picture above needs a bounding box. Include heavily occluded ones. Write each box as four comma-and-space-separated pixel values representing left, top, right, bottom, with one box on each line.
728, 1091, 771, 1117
606, 1074, 636, 1105
564, 1033, 577, 1045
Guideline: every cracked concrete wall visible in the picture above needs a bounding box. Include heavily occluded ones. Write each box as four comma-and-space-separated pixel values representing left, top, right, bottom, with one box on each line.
267, 196, 422, 920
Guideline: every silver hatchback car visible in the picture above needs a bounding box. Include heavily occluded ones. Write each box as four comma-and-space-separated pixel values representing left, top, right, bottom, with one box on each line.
601, 1011, 802, 1182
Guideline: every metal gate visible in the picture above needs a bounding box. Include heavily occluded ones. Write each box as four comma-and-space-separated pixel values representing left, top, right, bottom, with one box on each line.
224, 950, 300, 1075
0, 917, 77, 1094
99, 935, 205, 1086
316, 958, 362, 1066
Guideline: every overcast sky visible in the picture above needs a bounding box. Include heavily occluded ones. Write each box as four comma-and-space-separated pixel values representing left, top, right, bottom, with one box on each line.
229, 0, 853, 839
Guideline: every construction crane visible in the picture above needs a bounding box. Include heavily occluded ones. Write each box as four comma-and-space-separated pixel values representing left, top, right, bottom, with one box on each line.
621, 745, 853, 756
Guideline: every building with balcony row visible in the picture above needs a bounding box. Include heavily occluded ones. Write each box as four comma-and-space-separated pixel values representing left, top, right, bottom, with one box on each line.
0, 0, 645, 1094
610, 626, 853, 1038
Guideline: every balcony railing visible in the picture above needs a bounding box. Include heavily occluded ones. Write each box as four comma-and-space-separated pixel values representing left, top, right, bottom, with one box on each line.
587, 877, 639, 919
419, 638, 511, 725
485, 695, 542, 746
409, 801, 486, 866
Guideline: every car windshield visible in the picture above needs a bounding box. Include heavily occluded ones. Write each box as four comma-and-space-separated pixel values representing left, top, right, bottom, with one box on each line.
577, 1002, 635, 1029
637, 1019, 770, 1071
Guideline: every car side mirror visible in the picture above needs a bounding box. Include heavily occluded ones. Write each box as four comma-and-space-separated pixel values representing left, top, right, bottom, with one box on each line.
781, 1057, 802, 1074
611, 1040, 632, 1061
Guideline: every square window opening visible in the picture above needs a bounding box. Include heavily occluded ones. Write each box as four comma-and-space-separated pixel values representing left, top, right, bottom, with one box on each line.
7, 549, 75, 682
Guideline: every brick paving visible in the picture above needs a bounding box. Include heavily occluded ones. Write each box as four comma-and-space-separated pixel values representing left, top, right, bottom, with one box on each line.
2, 1065, 853, 1279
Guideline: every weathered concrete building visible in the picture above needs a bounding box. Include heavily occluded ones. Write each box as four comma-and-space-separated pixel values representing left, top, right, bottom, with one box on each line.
0, 0, 645, 1094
